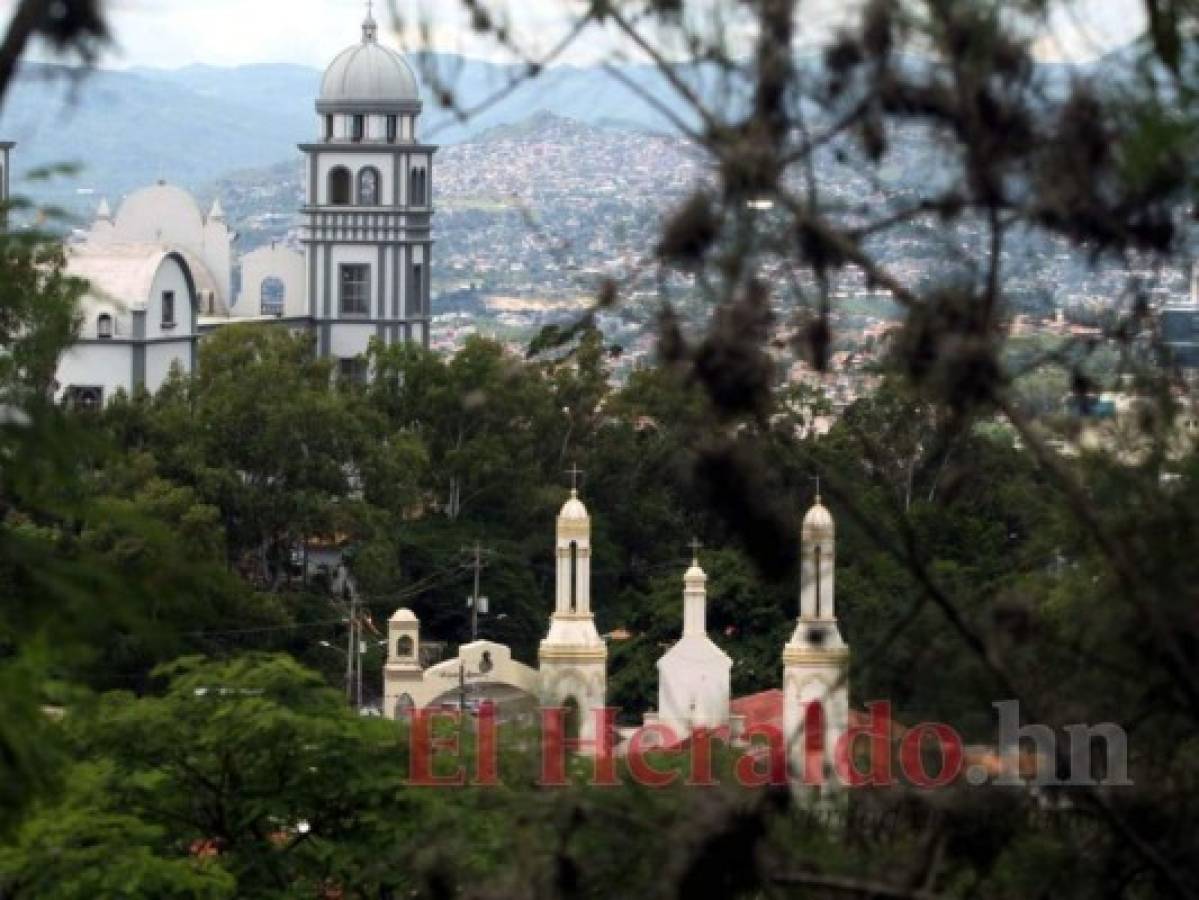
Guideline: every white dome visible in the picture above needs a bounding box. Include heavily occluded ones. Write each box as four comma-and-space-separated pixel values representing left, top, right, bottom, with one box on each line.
559, 490, 589, 521
115, 183, 205, 234
390, 608, 419, 623
802, 499, 835, 538
320, 16, 419, 105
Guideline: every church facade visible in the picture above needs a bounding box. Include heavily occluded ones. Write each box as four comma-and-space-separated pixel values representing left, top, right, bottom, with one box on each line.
383, 488, 852, 786
41, 8, 435, 406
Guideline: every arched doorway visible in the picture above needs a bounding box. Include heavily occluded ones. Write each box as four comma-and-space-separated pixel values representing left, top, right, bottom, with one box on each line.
563, 696, 581, 742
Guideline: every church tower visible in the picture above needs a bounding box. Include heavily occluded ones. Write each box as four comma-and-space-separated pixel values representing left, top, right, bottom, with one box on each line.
302, 5, 436, 374
783, 491, 850, 791
655, 551, 731, 739
538, 486, 608, 745
383, 607, 424, 718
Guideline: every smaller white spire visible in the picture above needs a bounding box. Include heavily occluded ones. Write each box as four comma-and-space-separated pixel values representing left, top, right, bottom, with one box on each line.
208, 198, 225, 221
95, 197, 112, 222
683, 546, 708, 637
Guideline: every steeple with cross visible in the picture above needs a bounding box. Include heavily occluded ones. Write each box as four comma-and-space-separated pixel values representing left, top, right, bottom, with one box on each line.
541, 455, 607, 747
566, 464, 584, 497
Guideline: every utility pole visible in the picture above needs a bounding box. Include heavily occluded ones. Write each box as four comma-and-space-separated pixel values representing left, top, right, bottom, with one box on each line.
343, 572, 355, 706
462, 542, 491, 643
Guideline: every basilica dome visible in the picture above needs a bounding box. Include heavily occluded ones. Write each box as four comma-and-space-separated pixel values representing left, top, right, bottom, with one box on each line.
319, 12, 420, 106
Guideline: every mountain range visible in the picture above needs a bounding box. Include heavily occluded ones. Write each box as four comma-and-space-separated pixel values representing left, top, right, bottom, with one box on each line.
0, 45, 1132, 223
0, 53, 713, 220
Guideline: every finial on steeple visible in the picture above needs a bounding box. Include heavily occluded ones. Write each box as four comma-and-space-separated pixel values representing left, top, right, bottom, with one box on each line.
566, 464, 583, 497
812, 474, 822, 505
363, 0, 378, 42
689, 537, 703, 566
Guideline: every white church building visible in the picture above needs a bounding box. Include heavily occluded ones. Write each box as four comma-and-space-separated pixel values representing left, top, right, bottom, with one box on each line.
41, 7, 436, 405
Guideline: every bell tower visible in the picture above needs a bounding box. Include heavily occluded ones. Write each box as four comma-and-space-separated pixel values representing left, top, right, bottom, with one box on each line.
539, 476, 608, 745
301, 6, 436, 374
783, 490, 850, 793
384, 607, 424, 718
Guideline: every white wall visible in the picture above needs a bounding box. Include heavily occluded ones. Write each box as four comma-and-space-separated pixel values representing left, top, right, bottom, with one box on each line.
236, 244, 308, 318
56, 343, 131, 401
657, 642, 731, 735
145, 341, 192, 392
145, 258, 195, 340
329, 323, 376, 359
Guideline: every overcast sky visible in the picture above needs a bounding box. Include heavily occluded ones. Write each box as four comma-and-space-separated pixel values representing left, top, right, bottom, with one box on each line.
0, 0, 1149, 71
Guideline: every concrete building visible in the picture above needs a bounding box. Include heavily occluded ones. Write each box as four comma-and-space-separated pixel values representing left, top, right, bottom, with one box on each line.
56, 243, 199, 407
41, 7, 436, 404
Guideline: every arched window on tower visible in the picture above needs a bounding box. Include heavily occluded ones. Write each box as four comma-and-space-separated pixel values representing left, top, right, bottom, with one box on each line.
569, 540, 578, 612
357, 167, 380, 206
328, 167, 352, 205
260, 277, 286, 316
97, 313, 113, 339
397, 635, 414, 658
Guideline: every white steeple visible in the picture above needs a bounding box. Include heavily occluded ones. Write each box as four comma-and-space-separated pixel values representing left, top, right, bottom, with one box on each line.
682, 545, 708, 636
95, 197, 112, 222
783, 488, 850, 798
207, 197, 225, 222
656, 548, 732, 737
554, 487, 592, 616
539, 476, 607, 747
798, 489, 837, 627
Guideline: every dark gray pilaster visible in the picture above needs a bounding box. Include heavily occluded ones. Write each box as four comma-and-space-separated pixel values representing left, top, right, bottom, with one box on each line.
323, 245, 333, 319
377, 244, 386, 318
132, 346, 146, 390
424, 242, 433, 316
308, 246, 318, 319
393, 244, 402, 318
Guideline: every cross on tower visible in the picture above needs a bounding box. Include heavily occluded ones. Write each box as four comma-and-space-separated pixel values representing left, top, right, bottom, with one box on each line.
566, 464, 584, 493
689, 537, 703, 563
811, 474, 822, 503
366, 0, 374, 16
